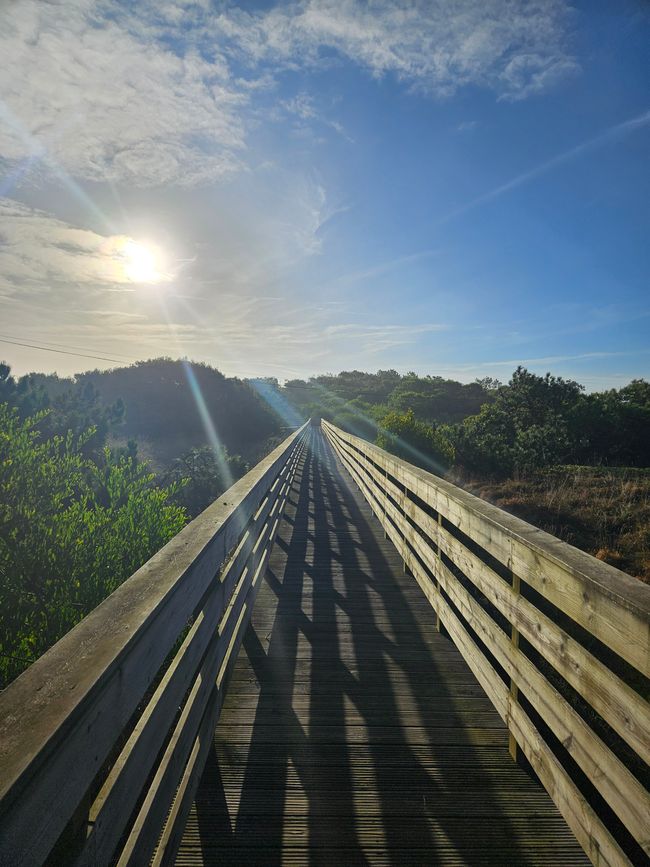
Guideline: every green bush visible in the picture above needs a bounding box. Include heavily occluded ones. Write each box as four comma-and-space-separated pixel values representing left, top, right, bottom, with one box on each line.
0, 404, 187, 686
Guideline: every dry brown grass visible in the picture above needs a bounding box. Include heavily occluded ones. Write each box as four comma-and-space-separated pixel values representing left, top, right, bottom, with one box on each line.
458, 466, 650, 583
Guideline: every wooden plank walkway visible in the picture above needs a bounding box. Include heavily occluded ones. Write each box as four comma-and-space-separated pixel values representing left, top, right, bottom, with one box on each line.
176, 430, 589, 865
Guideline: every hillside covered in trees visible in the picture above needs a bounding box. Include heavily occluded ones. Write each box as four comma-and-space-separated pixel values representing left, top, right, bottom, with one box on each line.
4, 358, 284, 515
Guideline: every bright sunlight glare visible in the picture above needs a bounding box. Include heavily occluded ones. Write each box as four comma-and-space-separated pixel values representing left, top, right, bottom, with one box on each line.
121, 238, 164, 284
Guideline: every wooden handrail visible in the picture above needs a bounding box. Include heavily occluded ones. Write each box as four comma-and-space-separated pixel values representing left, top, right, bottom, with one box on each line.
322, 419, 650, 867
0, 423, 308, 866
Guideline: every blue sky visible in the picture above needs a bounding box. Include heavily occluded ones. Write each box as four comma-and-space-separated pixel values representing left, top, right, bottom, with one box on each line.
0, 0, 648, 388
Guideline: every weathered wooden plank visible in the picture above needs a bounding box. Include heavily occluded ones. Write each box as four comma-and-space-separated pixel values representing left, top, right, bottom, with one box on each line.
175, 847, 590, 866
213, 724, 508, 746
179, 814, 585, 848
220, 708, 504, 727
208, 742, 541, 768
213, 765, 552, 790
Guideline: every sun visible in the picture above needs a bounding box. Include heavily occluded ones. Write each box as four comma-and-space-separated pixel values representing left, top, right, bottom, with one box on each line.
121, 239, 163, 283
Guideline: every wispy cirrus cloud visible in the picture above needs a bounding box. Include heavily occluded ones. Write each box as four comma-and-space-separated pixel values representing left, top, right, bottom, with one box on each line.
0, 0, 249, 188
280, 91, 354, 141
325, 249, 439, 289
0, 0, 578, 188
324, 322, 448, 352
222, 0, 578, 100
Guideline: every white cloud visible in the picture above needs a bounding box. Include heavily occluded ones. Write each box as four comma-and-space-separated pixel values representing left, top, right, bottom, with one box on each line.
282, 92, 319, 120
223, 0, 578, 101
280, 91, 354, 141
0, 1, 578, 188
0, 199, 134, 296
0, 198, 185, 304
325, 249, 438, 289
0, 0, 248, 187
0, 184, 336, 373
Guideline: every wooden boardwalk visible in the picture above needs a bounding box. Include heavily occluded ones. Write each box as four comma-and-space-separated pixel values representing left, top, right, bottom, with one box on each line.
176, 430, 589, 865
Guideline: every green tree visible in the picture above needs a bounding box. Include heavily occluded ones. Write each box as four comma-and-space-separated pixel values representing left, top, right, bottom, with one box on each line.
451, 368, 583, 477
389, 375, 491, 424
77, 358, 280, 465
450, 402, 516, 477
0, 362, 125, 457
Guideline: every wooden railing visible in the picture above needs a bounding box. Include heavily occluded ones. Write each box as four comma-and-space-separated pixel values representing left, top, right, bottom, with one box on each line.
323, 420, 649, 867
0, 424, 308, 867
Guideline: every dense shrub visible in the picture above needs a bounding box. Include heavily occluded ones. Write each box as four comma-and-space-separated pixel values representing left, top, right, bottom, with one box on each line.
0, 405, 186, 686
451, 368, 650, 478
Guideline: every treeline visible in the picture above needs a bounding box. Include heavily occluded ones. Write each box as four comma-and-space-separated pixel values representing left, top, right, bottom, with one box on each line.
77, 358, 280, 466
284, 369, 490, 426
5, 358, 285, 514
0, 358, 285, 685
281, 367, 650, 478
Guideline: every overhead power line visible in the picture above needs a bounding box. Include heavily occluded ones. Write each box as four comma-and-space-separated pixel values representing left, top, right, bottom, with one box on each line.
0, 335, 324, 382
0, 337, 131, 365
0, 333, 137, 362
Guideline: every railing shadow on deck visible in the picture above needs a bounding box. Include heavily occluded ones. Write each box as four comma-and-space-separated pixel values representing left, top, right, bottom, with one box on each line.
191, 430, 538, 865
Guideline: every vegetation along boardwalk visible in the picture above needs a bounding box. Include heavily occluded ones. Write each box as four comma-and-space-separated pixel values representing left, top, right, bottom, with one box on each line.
176, 430, 590, 865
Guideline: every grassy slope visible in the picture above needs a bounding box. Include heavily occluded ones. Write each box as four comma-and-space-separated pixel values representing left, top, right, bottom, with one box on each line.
458, 466, 650, 583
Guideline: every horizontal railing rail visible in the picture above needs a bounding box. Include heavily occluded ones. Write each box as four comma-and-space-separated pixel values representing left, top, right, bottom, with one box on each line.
0, 423, 308, 867
322, 419, 650, 867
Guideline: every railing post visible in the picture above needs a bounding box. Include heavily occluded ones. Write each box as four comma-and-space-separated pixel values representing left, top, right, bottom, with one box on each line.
402, 482, 408, 573
434, 510, 443, 633
508, 541, 520, 762
365, 452, 376, 519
